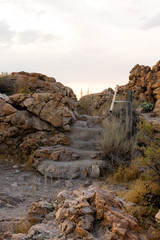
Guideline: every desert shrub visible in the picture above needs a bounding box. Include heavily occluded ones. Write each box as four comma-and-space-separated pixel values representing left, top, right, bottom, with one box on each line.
125, 178, 160, 207
117, 121, 160, 209
100, 116, 136, 171
0, 73, 13, 95
18, 87, 32, 94
78, 94, 94, 115
126, 204, 158, 229
14, 80, 33, 94
14, 217, 32, 234
112, 163, 140, 182
137, 121, 154, 147
141, 102, 155, 113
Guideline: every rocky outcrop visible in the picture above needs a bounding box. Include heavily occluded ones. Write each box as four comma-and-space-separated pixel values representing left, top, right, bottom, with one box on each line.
78, 60, 160, 117
0, 72, 77, 155
78, 88, 114, 116
9, 186, 146, 240
11, 72, 76, 98
119, 60, 160, 116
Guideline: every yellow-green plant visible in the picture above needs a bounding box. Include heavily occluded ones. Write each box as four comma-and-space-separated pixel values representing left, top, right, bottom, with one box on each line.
119, 121, 160, 208
19, 87, 32, 94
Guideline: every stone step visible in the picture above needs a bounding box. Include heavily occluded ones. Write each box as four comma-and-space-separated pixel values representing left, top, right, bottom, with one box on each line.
73, 120, 102, 128
68, 147, 101, 159
76, 115, 104, 127
67, 126, 102, 141
33, 145, 102, 165
70, 140, 101, 151
37, 159, 106, 179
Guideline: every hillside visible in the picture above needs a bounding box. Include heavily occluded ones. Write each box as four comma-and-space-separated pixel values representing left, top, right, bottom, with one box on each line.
0, 62, 160, 240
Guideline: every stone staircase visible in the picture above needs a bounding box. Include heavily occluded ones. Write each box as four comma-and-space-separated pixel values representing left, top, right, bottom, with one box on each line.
34, 115, 106, 179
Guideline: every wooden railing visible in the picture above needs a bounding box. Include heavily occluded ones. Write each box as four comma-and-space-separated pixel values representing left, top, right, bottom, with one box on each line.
110, 86, 133, 136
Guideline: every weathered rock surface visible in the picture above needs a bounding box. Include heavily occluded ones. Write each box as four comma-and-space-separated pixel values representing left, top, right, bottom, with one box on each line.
119, 60, 160, 116
37, 159, 105, 179
33, 117, 105, 179
78, 60, 160, 118
0, 70, 106, 180
0, 72, 77, 155
78, 88, 114, 116
11, 72, 76, 98
10, 186, 146, 240
155, 209, 160, 224
27, 201, 54, 224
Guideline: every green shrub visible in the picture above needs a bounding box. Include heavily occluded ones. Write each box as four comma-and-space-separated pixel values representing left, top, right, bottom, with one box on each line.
141, 102, 155, 113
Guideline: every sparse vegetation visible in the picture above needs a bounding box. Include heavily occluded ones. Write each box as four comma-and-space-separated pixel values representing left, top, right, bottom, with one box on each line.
109, 121, 160, 232
0, 72, 13, 95
14, 218, 32, 234
141, 102, 155, 112
25, 152, 34, 170
100, 116, 136, 171
111, 162, 140, 182
18, 87, 32, 94
78, 94, 94, 115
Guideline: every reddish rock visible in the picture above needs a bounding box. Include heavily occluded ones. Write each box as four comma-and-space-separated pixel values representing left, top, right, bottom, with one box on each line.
49, 133, 71, 146
0, 72, 77, 155
27, 201, 54, 224
126, 61, 160, 116
10, 186, 146, 240
155, 209, 160, 223
55, 186, 140, 240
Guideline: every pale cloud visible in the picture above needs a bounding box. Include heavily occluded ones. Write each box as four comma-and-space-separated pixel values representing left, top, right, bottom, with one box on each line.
0, 0, 160, 97
0, 21, 14, 48
16, 30, 60, 45
141, 13, 160, 30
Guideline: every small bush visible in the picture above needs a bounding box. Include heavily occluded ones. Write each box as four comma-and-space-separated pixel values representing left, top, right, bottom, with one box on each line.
14, 218, 32, 234
112, 163, 140, 182
119, 121, 160, 208
78, 94, 94, 115
137, 121, 154, 146
141, 102, 155, 113
125, 178, 160, 207
18, 87, 32, 94
126, 205, 157, 228
0, 74, 13, 95
100, 116, 136, 170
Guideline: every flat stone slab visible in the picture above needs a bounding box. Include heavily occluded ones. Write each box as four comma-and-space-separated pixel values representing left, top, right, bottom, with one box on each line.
37, 159, 106, 179
70, 140, 101, 151
67, 126, 102, 141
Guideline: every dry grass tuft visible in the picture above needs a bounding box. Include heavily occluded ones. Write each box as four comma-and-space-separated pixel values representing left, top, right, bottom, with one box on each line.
125, 178, 160, 206
111, 163, 140, 183
14, 217, 32, 234
25, 152, 34, 170
100, 116, 136, 170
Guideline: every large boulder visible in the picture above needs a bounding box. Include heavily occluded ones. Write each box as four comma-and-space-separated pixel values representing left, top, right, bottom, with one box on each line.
11, 72, 76, 99
0, 72, 77, 155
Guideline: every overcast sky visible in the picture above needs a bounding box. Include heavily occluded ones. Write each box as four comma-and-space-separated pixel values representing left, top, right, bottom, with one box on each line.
0, 0, 160, 97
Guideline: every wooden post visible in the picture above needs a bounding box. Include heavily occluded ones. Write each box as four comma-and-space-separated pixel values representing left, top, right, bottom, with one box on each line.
110, 85, 119, 113
126, 90, 132, 136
